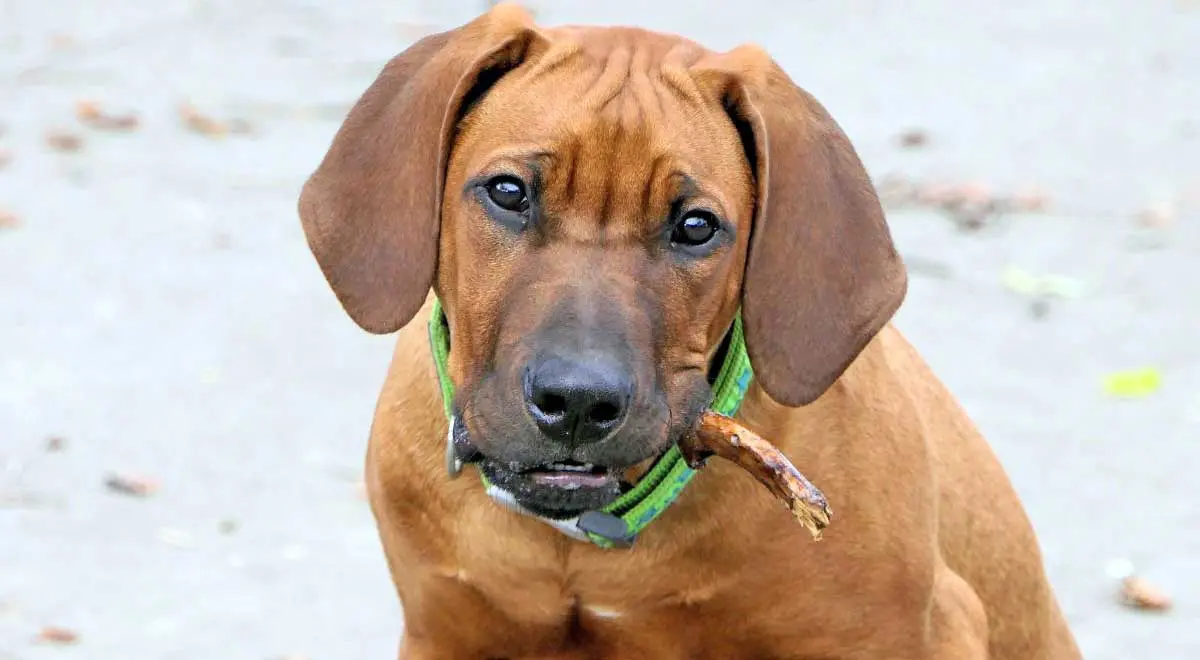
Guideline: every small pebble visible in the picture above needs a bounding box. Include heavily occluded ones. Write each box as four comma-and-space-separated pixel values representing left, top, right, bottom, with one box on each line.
104, 473, 159, 497
898, 128, 929, 148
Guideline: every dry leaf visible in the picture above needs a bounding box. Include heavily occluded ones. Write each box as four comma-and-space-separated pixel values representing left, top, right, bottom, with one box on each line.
898, 129, 929, 148
179, 103, 229, 138
48, 34, 76, 50
1011, 187, 1051, 212
1118, 576, 1172, 612
104, 473, 159, 497
45, 129, 84, 152
1137, 202, 1176, 229
915, 182, 954, 206
0, 209, 19, 229
75, 99, 140, 132
948, 182, 993, 207
37, 626, 80, 644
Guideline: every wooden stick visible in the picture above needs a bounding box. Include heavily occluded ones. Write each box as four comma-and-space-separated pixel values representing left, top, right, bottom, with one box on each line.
679, 411, 832, 540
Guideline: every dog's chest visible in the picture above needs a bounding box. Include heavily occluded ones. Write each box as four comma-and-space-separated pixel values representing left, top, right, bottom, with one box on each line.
416, 553, 797, 659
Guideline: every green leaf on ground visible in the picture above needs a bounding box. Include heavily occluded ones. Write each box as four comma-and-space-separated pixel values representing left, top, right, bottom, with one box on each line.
1102, 368, 1162, 398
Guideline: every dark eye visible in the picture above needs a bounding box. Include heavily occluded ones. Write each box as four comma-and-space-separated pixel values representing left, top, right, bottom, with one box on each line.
671, 211, 720, 247
485, 176, 529, 214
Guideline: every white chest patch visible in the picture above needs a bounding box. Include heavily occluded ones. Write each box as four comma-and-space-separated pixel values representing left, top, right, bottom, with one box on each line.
583, 604, 624, 619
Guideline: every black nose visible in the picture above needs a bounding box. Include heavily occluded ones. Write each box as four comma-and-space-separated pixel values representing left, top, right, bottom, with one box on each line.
524, 354, 633, 445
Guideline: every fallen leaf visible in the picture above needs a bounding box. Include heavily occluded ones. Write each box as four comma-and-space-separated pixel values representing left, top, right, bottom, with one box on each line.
1137, 202, 1176, 229
37, 626, 80, 644
104, 473, 159, 497
45, 129, 84, 152
1118, 576, 1172, 612
915, 181, 954, 206
1102, 367, 1163, 398
48, 34, 76, 50
1010, 187, 1051, 212
0, 209, 19, 229
45, 435, 66, 452
946, 181, 993, 209
898, 128, 929, 148
179, 103, 229, 138
75, 99, 140, 132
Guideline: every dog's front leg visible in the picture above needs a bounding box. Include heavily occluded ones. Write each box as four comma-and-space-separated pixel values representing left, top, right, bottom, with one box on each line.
925, 567, 990, 659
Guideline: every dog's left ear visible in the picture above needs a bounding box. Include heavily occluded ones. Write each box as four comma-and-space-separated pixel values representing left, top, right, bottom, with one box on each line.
694, 46, 908, 407
298, 3, 543, 334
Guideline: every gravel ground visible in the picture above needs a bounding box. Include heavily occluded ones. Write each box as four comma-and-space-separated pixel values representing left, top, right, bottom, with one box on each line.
1, 0, 1198, 658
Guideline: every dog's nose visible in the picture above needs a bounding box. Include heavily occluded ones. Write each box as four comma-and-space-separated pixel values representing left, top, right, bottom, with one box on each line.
524, 354, 633, 445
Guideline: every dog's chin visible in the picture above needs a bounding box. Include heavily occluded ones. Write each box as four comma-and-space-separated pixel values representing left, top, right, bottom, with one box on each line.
478, 457, 627, 520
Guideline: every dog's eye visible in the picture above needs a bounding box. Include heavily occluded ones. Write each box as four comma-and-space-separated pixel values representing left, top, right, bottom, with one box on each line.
485, 176, 529, 214
671, 211, 720, 247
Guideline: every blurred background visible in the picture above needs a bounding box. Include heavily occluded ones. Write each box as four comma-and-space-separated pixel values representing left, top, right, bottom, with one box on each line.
1, 0, 1197, 657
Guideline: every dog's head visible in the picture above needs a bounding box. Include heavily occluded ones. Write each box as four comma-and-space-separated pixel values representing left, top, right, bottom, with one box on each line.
299, 3, 906, 518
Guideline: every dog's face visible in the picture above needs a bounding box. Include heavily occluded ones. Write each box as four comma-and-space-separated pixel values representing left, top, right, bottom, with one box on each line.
299, 4, 908, 518
433, 32, 755, 515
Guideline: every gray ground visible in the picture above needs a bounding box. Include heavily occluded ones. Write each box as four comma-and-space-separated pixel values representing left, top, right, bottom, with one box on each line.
1, 0, 1198, 658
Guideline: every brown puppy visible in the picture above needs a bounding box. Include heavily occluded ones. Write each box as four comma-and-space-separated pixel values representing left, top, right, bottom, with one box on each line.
299, 4, 1082, 658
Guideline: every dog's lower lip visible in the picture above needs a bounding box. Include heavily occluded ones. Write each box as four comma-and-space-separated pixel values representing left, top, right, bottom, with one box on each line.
525, 463, 614, 490
528, 469, 615, 490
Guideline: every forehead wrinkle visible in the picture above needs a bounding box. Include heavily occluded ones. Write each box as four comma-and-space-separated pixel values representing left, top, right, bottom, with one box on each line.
581, 46, 632, 112
520, 40, 583, 83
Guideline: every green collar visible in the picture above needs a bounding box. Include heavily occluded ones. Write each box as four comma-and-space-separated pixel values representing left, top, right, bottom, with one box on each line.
428, 297, 753, 549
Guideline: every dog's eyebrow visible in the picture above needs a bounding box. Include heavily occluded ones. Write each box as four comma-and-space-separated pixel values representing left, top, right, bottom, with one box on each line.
674, 172, 701, 201
458, 149, 556, 195
667, 171, 734, 226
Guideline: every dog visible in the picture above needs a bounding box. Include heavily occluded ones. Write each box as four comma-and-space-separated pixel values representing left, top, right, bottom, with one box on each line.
298, 3, 1082, 658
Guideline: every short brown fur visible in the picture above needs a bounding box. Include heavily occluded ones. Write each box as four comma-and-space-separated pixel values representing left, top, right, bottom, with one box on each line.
299, 4, 1082, 658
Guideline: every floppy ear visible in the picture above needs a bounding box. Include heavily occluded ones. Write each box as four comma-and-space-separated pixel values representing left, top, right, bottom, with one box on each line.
298, 3, 542, 334
695, 46, 908, 407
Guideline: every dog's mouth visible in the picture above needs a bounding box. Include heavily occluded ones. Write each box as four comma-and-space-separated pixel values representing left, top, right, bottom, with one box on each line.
475, 455, 629, 519
450, 416, 661, 519
526, 461, 616, 489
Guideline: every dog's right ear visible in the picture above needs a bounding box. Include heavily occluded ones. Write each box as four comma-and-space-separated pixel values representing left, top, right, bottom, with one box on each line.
298, 3, 543, 334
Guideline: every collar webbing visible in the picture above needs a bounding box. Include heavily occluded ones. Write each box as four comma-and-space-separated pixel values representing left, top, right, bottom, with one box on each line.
427, 297, 753, 549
